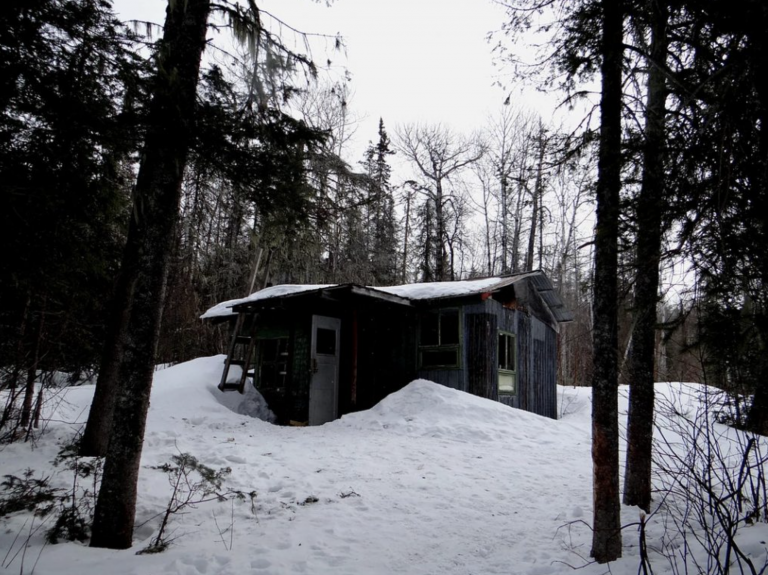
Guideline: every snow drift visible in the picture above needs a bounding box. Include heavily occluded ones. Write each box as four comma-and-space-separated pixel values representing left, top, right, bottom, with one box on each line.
0, 356, 765, 575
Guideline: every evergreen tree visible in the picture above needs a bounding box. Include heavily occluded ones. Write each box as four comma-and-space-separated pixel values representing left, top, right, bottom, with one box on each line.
0, 0, 146, 435
672, 0, 768, 435
89, 0, 212, 549
624, 0, 669, 513
589, 0, 624, 561
363, 119, 398, 285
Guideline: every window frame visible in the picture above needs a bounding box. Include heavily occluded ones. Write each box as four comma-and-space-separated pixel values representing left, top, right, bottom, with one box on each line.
498, 330, 517, 395
418, 308, 462, 369
256, 336, 290, 390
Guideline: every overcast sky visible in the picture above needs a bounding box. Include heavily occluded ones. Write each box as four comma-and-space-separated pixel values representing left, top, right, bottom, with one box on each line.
259, 0, 511, 142
112, 0, 566, 161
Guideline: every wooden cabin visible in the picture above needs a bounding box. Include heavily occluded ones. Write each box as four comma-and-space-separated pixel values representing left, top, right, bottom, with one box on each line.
201, 272, 573, 425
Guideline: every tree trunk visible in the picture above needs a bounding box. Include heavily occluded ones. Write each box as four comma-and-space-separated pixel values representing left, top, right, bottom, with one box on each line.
402, 189, 413, 283
89, 0, 211, 550
526, 129, 546, 271
590, 0, 624, 563
623, 0, 668, 512
501, 174, 509, 274
511, 171, 526, 273
746, 2, 768, 437
20, 297, 45, 430
79, 269, 132, 456
434, 179, 446, 281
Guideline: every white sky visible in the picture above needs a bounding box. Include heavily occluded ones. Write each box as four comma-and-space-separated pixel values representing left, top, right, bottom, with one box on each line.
112, 0, 561, 162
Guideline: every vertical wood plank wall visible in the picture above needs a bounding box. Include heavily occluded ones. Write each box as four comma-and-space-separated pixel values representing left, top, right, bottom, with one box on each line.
466, 312, 498, 400
463, 300, 558, 419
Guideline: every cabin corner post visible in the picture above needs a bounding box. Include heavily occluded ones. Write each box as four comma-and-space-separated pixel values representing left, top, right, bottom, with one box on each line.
351, 309, 358, 408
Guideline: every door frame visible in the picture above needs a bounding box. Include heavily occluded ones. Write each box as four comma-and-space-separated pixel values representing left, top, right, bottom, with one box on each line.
309, 315, 341, 425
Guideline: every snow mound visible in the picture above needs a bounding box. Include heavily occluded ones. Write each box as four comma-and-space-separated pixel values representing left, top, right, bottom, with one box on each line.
338, 379, 554, 444
149, 355, 274, 423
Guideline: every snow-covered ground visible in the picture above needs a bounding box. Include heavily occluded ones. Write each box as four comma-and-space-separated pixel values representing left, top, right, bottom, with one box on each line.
1, 356, 766, 574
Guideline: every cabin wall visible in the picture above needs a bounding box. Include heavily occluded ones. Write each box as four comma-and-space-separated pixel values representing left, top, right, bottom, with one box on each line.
246, 312, 311, 423
239, 283, 560, 425
518, 315, 558, 419
465, 310, 498, 400
352, 306, 418, 412
463, 298, 559, 419
531, 317, 558, 419
247, 300, 418, 424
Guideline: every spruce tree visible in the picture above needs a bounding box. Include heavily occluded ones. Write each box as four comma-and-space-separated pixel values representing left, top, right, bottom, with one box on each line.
363, 119, 398, 285
623, 0, 669, 513
0, 0, 145, 424
89, 0, 212, 549
590, 0, 624, 562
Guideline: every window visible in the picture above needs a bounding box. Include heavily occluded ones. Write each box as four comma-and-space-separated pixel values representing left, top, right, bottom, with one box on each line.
498, 331, 516, 394
315, 328, 337, 355
419, 308, 461, 368
258, 337, 289, 390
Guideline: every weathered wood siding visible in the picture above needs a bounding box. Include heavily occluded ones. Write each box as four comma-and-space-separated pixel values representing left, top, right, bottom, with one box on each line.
417, 369, 465, 391
463, 298, 558, 419
516, 312, 531, 411
466, 312, 498, 400
527, 317, 558, 419
355, 307, 418, 411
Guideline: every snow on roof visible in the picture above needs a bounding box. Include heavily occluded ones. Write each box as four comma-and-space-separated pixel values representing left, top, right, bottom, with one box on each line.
200, 274, 537, 320
372, 277, 504, 300
200, 284, 333, 319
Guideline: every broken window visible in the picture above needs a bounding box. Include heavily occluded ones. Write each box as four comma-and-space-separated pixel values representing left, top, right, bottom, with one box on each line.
419, 308, 461, 368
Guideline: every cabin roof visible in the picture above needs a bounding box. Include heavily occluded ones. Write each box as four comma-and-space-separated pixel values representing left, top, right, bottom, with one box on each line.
200, 271, 574, 323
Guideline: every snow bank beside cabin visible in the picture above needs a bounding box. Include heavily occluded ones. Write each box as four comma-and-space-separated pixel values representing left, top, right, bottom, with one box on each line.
339, 379, 559, 445
148, 355, 275, 422
2, 357, 767, 575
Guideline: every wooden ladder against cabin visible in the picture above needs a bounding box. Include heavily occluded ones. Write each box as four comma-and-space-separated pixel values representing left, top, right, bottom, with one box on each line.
218, 246, 274, 393
218, 311, 259, 393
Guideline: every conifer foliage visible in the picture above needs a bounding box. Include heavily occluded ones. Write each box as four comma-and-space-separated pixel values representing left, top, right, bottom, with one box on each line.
0, 0, 146, 436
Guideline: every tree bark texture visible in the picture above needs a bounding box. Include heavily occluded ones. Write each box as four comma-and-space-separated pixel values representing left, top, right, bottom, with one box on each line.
591, 0, 624, 563
20, 297, 45, 430
434, 178, 447, 281
746, 2, 768, 437
623, 0, 668, 511
89, 0, 211, 550
79, 270, 132, 456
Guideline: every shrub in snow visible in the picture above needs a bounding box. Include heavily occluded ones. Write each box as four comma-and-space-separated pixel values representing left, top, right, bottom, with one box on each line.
0, 444, 102, 553
653, 384, 768, 575
139, 453, 231, 555
0, 469, 60, 518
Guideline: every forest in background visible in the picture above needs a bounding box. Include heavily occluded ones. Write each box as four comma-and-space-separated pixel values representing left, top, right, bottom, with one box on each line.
0, 0, 764, 419
1, 0, 760, 404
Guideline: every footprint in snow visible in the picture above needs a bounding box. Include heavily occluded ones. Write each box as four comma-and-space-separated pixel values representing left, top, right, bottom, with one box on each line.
166, 555, 209, 574
250, 558, 271, 570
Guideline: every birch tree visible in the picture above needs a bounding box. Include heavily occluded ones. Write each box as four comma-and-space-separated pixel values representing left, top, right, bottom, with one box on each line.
396, 123, 484, 281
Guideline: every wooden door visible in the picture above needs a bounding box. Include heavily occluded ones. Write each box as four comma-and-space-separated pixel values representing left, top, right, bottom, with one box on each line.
309, 315, 341, 425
